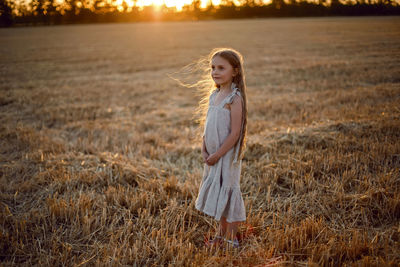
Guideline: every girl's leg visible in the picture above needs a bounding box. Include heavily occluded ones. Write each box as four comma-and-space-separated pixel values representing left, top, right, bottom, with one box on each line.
225, 221, 240, 241
218, 216, 228, 237
206, 216, 227, 247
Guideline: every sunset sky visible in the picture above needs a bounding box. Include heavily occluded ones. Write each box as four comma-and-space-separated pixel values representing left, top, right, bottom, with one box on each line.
104, 0, 271, 11
133, 0, 270, 10
16, 0, 397, 14
16, 0, 273, 12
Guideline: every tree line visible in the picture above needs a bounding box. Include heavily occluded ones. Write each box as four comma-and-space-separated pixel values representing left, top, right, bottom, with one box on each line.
1, 0, 399, 27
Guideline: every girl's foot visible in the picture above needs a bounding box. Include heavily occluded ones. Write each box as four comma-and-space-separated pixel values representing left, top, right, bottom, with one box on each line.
223, 237, 240, 249
205, 235, 223, 248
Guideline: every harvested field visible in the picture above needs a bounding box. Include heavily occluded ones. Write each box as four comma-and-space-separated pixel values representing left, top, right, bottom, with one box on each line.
0, 16, 399, 266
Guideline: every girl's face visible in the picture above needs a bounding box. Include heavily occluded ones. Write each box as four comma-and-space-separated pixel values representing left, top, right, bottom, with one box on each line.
211, 56, 236, 87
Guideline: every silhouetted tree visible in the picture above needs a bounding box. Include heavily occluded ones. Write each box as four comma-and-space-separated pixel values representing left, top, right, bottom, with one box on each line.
3, 0, 400, 26
0, 0, 14, 27
93, 0, 103, 12
30, 0, 46, 24
65, 0, 80, 15
220, 0, 235, 6
204, 0, 217, 13
39, 0, 58, 24
272, 0, 286, 9
242, 0, 257, 7
120, 0, 129, 12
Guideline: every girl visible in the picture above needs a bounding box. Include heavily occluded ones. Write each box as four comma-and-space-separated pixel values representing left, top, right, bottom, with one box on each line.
194, 48, 248, 249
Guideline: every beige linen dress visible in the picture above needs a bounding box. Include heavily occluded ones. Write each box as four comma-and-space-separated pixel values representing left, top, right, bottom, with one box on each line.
195, 82, 246, 223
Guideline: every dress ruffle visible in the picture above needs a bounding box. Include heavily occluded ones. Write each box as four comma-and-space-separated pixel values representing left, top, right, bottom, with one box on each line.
195, 164, 246, 223
217, 186, 246, 223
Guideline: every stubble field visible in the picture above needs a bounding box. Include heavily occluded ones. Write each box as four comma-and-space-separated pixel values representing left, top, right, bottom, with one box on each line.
0, 16, 399, 266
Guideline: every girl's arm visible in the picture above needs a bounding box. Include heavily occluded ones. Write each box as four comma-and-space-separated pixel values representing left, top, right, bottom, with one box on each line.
202, 136, 209, 163
202, 136, 208, 153
207, 95, 242, 164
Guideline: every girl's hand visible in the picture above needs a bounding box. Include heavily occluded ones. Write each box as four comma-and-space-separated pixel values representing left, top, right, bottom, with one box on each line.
206, 153, 220, 166
202, 151, 209, 163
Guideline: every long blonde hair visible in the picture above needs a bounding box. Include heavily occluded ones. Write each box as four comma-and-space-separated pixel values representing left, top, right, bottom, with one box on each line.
168, 47, 248, 160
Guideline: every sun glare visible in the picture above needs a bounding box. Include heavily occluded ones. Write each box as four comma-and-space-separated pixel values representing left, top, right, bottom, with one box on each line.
50, 0, 265, 12
127, 0, 222, 11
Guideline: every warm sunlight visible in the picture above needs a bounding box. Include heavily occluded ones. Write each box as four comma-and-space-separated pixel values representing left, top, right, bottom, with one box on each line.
131, 0, 271, 11
123, 0, 223, 11
21, 0, 272, 13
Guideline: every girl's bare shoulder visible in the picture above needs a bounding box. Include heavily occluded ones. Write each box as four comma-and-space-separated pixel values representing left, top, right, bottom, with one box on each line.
224, 93, 242, 111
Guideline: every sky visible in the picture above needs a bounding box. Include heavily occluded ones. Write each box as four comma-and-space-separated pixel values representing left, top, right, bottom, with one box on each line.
14, 0, 397, 13
15, 0, 274, 12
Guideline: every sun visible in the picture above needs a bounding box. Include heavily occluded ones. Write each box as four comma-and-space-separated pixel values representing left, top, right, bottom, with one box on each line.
116, 0, 222, 11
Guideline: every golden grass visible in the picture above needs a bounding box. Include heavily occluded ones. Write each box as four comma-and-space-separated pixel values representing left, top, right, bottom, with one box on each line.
1, 16, 399, 266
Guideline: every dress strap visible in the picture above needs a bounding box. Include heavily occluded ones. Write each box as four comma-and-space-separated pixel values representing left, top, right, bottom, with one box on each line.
218, 83, 241, 108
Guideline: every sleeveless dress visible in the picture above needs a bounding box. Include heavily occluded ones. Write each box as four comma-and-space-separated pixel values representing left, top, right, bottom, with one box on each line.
195, 82, 246, 223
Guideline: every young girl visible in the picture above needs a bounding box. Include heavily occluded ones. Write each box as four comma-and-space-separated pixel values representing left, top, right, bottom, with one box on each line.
194, 48, 248, 249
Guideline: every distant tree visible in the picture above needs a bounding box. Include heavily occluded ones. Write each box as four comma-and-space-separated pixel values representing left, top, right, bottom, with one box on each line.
220, 0, 235, 6
45, 0, 58, 16
318, 0, 328, 6
120, 0, 129, 12
41, 0, 59, 24
192, 0, 201, 11
272, 0, 285, 9
30, 0, 52, 24
205, 0, 216, 11
242, 0, 257, 7
93, 0, 103, 12
2, 0, 400, 26
31, 0, 45, 16
0, 0, 14, 27
182, 0, 201, 19
65, 0, 80, 15
380, 0, 394, 5
30, 0, 45, 21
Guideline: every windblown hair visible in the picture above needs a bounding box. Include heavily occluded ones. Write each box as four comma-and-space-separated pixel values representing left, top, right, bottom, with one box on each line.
168, 47, 248, 161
